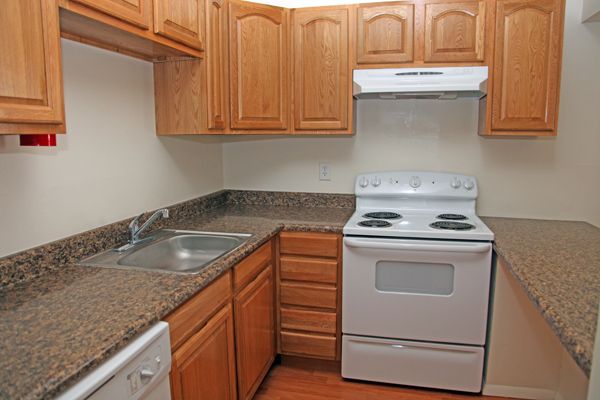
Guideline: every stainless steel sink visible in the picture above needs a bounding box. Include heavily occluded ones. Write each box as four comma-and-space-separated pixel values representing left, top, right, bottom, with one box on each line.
80, 229, 251, 274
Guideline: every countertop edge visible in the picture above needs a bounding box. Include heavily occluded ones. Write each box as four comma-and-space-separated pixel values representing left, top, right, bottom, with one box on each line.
493, 244, 592, 376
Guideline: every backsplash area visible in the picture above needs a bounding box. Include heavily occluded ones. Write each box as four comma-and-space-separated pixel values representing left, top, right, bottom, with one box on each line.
0, 40, 224, 257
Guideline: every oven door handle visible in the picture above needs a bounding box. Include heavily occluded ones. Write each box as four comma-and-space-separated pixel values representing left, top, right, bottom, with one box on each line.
344, 238, 492, 253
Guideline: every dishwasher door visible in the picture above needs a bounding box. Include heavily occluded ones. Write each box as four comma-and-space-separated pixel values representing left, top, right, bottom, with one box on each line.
57, 322, 172, 400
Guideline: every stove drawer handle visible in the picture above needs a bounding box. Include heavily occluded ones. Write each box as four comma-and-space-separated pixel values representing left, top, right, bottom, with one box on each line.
348, 337, 479, 354
344, 238, 491, 253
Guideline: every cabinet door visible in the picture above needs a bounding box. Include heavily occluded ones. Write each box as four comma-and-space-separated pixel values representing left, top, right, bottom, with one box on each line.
170, 303, 237, 400
424, 1, 486, 63
491, 0, 562, 132
0, 0, 63, 125
154, 0, 204, 50
356, 3, 414, 64
229, 1, 288, 130
293, 8, 350, 130
234, 265, 275, 400
205, 0, 229, 130
71, 0, 151, 28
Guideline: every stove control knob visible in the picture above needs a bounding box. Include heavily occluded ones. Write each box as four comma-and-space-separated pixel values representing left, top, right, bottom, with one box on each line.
450, 178, 462, 189
464, 179, 475, 191
359, 177, 369, 188
371, 177, 381, 187
409, 176, 421, 189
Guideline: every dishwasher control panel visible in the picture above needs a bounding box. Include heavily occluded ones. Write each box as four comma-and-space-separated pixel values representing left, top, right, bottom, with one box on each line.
56, 322, 172, 400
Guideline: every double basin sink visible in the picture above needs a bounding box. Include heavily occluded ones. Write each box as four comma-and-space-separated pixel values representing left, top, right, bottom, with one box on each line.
80, 230, 251, 274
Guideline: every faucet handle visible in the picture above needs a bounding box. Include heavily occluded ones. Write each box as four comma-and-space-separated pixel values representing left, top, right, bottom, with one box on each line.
162, 209, 170, 218
128, 213, 144, 233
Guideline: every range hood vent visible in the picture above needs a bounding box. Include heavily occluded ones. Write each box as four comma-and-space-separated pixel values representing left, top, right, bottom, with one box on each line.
353, 67, 488, 100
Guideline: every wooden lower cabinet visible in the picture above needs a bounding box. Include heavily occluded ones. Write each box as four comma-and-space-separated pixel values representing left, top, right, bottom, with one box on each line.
170, 303, 237, 400
234, 264, 276, 400
164, 241, 277, 400
278, 231, 342, 361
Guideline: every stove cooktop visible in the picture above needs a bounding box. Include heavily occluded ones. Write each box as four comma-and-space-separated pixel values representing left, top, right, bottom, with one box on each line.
344, 210, 494, 241
344, 171, 494, 241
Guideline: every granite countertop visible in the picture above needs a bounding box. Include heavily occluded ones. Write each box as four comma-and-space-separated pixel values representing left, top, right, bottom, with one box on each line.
0, 199, 353, 400
2, 190, 598, 399
483, 217, 600, 376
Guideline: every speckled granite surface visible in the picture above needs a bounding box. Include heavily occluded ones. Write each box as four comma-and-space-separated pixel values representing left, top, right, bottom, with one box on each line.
2, 192, 598, 399
482, 217, 600, 377
0, 190, 230, 290
0, 195, 353, 400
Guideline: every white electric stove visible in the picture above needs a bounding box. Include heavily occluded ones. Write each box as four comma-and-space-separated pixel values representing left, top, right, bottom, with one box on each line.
342, 171, 494, 393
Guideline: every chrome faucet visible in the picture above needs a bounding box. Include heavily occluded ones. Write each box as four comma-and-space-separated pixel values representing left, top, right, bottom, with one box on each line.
117, 209, 169, 252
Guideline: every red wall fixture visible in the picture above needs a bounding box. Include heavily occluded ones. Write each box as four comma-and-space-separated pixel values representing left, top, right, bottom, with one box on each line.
19, 134, 57, 147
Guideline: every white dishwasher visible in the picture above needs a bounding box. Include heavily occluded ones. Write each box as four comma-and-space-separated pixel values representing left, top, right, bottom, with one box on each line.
57, 321, 172, 400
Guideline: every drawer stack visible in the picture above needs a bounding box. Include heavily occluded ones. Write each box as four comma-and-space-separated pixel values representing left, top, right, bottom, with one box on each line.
278, 231, 342, 360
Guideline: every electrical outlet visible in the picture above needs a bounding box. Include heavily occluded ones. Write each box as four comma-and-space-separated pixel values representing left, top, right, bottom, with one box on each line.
319, 163, 331, 181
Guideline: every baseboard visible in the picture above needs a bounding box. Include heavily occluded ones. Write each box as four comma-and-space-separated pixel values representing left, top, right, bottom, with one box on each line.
483, 384, 557, 399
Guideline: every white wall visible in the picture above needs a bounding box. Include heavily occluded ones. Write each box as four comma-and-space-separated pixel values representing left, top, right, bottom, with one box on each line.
0, 40, 223, 257
582, 0, 600, 22
225, 0, 600, 226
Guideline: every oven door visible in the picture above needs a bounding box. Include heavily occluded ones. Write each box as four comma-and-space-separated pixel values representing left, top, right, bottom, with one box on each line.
342, 237, 492, 345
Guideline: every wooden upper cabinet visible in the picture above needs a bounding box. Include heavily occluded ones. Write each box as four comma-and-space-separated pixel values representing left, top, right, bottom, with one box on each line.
356, 3, 414, 64
293, 7, 350, 131
205, 0, 229, 130
424, 1, 486, 63
154, 0, 204, 50
229, 1, 288, 130
170, 303, 237, 400
0, 0, 64, 127
71, 0, 151, 28
491, 0, 563, 132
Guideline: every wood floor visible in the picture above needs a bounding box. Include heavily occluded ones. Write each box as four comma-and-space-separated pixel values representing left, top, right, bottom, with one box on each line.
255, 357, 515, 400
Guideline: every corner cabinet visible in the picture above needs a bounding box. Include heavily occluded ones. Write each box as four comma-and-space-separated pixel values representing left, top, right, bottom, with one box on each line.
229, 1, 289, 131
0, 0, 65, 134
483, 0, 564, 136
154, 0, 205, 50
205, 0, 229, 130
292, 7, 352, 132
69, 0, 152, 28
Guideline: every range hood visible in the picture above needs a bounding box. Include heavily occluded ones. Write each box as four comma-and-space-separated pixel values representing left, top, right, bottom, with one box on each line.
353, 66, 488, 100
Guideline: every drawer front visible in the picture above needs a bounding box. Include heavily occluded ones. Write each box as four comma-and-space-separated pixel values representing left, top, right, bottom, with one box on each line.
280, 282, 337, 310
280, 232, 339, 258
342, 335, 484, 392
280, 256, 337, 284
280, 307, 336, 334
281, 331, 336, 359
165, 270, 232, 351
234, 240, 272, 291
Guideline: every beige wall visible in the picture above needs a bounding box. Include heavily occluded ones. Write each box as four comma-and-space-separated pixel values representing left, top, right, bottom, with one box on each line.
224, 0, 600, 227
0, 40, 223, 257
484, 258, 588, 400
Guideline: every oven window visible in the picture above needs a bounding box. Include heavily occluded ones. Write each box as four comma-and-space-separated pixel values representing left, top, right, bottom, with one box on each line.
375, 261, 454, 295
